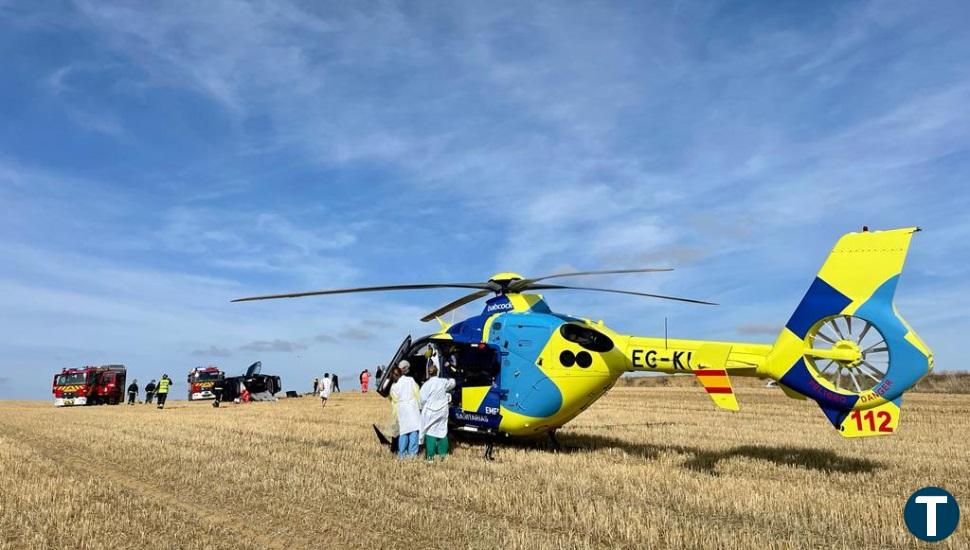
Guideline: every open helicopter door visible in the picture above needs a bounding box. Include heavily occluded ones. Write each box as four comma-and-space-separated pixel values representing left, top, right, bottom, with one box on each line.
246, 361, 261, 377
377, 336, 411, 397
448, 342, 504, 432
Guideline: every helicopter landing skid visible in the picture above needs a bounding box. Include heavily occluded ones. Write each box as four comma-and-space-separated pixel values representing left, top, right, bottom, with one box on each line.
373, 424, 398, 455
483, 440, 495, 461
547, 430, 561, 453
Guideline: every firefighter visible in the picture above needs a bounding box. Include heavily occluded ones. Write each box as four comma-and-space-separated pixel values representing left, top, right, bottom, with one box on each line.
212, 376, 224, 408
127, 379, 138, 405
144, 379, 156, 404
360, 369, 370, 393
331, 373, 340, 393
156, 374, 172, 409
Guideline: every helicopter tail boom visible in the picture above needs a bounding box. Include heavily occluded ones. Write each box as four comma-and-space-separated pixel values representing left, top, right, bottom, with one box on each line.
760, 227, 932, 437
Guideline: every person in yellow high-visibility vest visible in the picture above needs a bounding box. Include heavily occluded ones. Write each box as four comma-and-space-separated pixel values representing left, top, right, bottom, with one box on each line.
156, 374, 173, 409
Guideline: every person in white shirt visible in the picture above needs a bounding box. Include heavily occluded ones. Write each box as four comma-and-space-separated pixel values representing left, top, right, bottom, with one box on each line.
319, 373, 334, 408
427, 346, 441, 378
389, 360, 421, 459
419, 363, 456, 461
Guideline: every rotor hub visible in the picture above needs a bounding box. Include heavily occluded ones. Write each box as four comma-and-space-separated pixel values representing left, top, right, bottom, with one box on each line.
487, 272, 525, 294
488, 272, 524, 283
833, 340, 863, 368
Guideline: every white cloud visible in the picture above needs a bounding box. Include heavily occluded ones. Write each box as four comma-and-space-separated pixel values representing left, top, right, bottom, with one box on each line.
190, 345, 233, 358
238, 339, 307, 353
156, 206, 361, 284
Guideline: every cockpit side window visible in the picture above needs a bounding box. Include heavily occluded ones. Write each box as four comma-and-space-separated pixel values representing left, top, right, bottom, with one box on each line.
559, 324, 614, 352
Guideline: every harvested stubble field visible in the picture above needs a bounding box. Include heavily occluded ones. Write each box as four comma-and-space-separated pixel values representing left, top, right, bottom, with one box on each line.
0, 387, 966, 550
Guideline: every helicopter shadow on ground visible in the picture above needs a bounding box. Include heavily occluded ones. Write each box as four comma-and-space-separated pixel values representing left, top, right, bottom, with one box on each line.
550, 432, 884, 476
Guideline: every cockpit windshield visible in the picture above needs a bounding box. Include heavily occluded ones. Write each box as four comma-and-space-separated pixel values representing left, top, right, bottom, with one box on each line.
56, 373, 86, 385
560, 324, 614, 352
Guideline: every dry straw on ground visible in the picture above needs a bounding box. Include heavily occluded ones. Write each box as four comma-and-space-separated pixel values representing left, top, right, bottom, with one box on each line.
0, 387, 966, 549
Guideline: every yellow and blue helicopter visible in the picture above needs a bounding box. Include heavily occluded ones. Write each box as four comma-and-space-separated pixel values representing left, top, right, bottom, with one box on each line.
234, 227, 932, 455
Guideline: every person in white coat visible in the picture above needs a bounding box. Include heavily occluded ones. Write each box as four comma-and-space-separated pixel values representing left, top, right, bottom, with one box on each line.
419, 363, 456, 461
389, 360, 421, 459
319, 373, 333, 408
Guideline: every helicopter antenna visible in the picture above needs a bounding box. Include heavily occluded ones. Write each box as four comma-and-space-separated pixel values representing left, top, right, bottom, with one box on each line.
664, 317, 668, 350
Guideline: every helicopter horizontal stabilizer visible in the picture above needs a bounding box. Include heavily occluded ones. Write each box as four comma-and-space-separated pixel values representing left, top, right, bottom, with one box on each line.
691, 343, 739, 411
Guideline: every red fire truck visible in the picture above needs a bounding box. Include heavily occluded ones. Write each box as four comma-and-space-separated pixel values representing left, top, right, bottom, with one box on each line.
187, 366, 224, 401
52, 365, 127, 407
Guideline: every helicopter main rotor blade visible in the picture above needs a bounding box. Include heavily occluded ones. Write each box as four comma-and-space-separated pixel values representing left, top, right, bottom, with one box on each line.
510, 268, 672, 291
527, 284, 717, 305
232, 283, 494, 303
420, 289, 493, 322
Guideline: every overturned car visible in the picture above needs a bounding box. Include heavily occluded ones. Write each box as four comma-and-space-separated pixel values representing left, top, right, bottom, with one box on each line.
219, 361, 282, 403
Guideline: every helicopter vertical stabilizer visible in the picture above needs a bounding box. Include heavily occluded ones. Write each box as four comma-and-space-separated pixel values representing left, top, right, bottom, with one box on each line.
761, 227, 933, 437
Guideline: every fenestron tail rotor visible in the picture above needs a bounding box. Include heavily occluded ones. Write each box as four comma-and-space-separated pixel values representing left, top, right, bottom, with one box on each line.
803, 315, 889, 394
232, 266, 716, 321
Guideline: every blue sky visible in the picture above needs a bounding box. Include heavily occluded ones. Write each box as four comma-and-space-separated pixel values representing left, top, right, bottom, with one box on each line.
1, 1, 968, 399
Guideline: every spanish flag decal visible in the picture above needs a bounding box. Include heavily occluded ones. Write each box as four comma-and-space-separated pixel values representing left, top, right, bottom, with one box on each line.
692, 344, 739, 411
